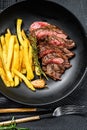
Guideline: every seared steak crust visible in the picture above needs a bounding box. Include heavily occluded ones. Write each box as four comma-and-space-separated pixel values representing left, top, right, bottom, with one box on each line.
30, 21, 75, 80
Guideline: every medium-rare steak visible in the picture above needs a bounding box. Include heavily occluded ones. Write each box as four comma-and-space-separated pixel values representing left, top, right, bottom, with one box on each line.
31, 28, 67, 40
30, 21, 75, 80
38, 41, 75, 59
29, 21, 50, 32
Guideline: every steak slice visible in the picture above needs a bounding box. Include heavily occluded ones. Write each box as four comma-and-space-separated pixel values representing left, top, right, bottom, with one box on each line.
42, 52, 71, 68
42, 64, 63, 80
29, 21, 50, 32
38, 35, 75, 49
31, 27, 67, 40
38, 42, 75, 59
30, 21, 67, 38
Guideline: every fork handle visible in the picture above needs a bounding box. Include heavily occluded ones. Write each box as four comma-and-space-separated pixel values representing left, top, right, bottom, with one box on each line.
0, 108, 52, 113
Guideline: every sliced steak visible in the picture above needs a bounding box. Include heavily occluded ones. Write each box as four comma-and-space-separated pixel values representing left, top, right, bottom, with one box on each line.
31, 27, 67, 40
37, 35, 75, 49
42, 57, 64, 65
30, 21, 67, 38
42, 64, 63, 80
29, 21, 50, 32
29, 21, 75, 80
38, 42, 75, 59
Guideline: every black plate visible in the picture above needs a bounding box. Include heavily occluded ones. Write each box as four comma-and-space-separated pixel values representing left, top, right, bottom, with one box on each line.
0, 0, 87, 106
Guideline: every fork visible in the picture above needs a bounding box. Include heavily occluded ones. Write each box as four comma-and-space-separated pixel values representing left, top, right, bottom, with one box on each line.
53, 105, 87, 117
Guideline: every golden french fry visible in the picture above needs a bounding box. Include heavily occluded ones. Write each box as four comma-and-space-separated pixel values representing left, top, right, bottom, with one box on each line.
21, 29, 28, 40
17, 19, 24, 46
6, 71, 14, 86
5, 33, 11, 54
0, 35, 5, 46
13, 69, 35, 91
12, 38, 19, 70
14, 76, 19, 86
2, 61, 14, 87
7, 28, 11, 35
0, 34, 15, 86
20, 46, 26, 70
0, 57, 10, 87
0, 42, 3, 59
21, 29, 34, 71
21, 68, 26, 74
11, 37, 20, 86
6, 35, 15, 70
19, 46, 26, 74
19, 46, 23, 72
14, 38, 20, 86
0, 68, 10, 87
2, 35, 15, 86
0, 35, 7, 64
23, 40, 34, 80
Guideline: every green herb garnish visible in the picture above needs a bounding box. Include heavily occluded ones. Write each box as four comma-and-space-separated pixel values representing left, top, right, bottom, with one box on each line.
29, 35, 48, 80
0, 123, 30, 130
0, 117, 30, 130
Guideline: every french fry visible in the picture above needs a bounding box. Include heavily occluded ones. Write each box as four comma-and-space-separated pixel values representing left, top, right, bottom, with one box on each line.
11, 37, 20, 86
0, 68, 10, 86
0, 35, 7, 64
7, 28, 11, 35
23, 40, 34, 80
0, 59, 10, 86
5, 35, 15, 86
13, 69, 35, 91
17, 19, 24, 46
6, 71, 14, 86
0, 36, 14, 86
21, 29, 28, 40
19, 46, 23, 72
0, 44, 10, 87
0, 44, 2, 59
5, 33, 11, 54
20, 46, 26, 71
6, 35, 15, 70
21, 30, 33, 71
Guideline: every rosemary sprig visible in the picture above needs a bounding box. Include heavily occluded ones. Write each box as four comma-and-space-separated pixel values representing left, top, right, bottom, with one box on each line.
0, 117, 30, 130
0, 123, 30, 130
29, 35, 48, 80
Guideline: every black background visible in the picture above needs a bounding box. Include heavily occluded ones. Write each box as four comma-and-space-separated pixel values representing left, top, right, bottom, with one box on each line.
0, 0, 87, 130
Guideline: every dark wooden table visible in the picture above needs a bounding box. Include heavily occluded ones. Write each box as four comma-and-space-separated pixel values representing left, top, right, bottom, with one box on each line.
0, 0, 87, 130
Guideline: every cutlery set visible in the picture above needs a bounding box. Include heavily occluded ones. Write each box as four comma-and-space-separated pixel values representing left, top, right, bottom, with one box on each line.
0, 105, 86, 126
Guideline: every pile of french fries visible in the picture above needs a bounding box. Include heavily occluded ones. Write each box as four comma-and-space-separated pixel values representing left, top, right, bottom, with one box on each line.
0, 19, 45, 91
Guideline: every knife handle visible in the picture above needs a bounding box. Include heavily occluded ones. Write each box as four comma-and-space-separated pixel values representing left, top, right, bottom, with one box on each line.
0, 113, 53, 126
0, 115, 40, 126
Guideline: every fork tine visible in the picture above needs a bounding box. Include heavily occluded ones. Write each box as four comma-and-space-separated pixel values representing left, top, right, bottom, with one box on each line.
53, 105, 86, 117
